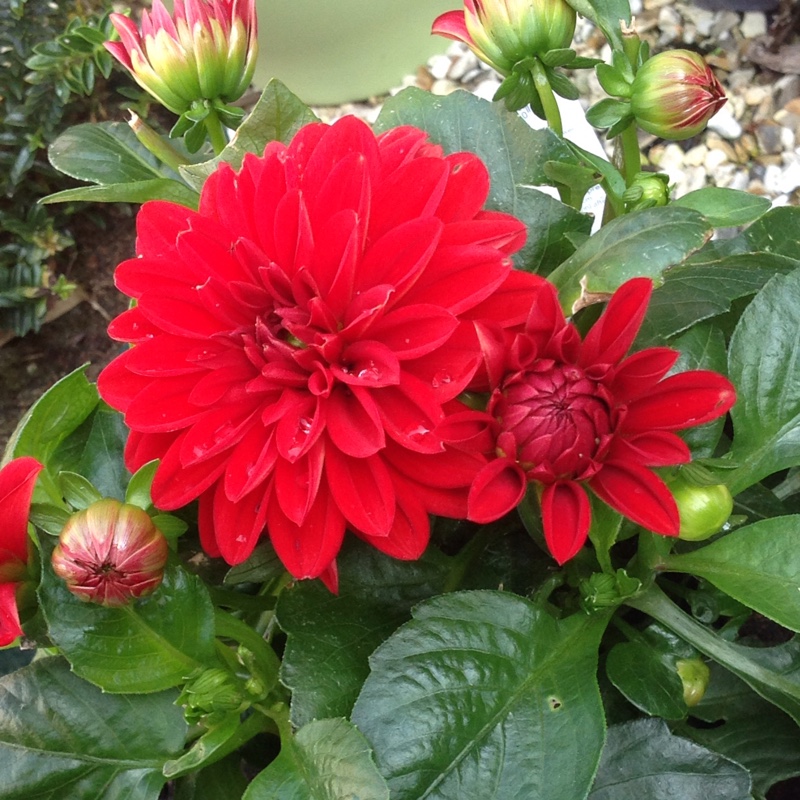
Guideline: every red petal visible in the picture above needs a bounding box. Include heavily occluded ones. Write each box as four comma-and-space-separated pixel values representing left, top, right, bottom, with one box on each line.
267, 485, 346, 579
624, 371, 736, 431
431, 10, 471, 43
324, 449, 396, 536
467, 458, 527, 523
376, 375, 443, 454
223, 425, 279, 502
369, 304, 458, 360
610, 347, 678, 401
125, 375, 205, 433
97, 351, 153, 413
609, 431, 691, 467
435, 153, 490, 223
0, 583, 23, 647
150, 433, 229, 509
356, 490, 430, 560
590, 461, 679, 535
274, 442, 325, 526
198, 489, 221, 558
540, 481, 591, 564
579, 278, 652, 367
178, 407, 258, 467
136, 200, 195, 258
212, 480, 268, 565
0, 457, 43, 565
326, 385, 386, 458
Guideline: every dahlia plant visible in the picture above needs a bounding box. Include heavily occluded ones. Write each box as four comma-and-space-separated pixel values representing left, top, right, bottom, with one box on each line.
3, 0, 800, 798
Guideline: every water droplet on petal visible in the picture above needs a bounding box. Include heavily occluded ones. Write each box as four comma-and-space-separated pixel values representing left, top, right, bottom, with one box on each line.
432, 370, 452, 389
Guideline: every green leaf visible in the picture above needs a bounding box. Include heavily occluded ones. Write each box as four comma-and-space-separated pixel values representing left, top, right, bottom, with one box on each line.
180, 79, 318, 192
374, 87, 577, 213
50, 403, 129, 501
564, 0, 630, 49
586, 98, 631, 129
244, 718, 389, 800
547, 206, 711, 314
727, 269, 800, 493
605, 642, 687, 720
6, 366, 98, 505
673, 187, 771, 228
513, 186, 593, 273
0, 657, 186, 800
57, 471, 102, 510
278, 542, 449, 727
683, 664, 800, 796
40, 561, 217, 693
351, 591, 609, 800
41, 179, 200, 208
715, 205, 800, 259
636, 251, 799, 344
48, 121, 176, 185
126, 460, 159, 511
588, 719, 751, 800
664, 516, 800, 633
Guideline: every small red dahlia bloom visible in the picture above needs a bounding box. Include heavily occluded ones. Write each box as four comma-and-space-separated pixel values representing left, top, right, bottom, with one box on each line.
0, 456, 43, 646
98, 116, 527, 587
441, 277, 736, 564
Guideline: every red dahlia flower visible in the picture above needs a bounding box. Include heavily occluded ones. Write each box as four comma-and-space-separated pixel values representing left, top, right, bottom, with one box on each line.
0, 457, 43, 646
441, 277, 736, 564
98, 116, 528, 587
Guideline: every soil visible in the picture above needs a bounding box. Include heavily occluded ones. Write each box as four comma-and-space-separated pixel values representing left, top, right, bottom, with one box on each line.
0, 205, 135, 452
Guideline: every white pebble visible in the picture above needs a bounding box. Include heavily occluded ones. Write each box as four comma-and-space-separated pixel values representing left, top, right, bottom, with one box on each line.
707, 106, 742, 140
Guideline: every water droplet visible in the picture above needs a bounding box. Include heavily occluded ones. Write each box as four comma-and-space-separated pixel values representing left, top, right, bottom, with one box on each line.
406, 424, 431, 441
432, 370, 452, 389
356, 361, 382, 381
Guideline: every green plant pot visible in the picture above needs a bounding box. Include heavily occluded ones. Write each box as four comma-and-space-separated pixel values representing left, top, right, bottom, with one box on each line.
253, 0, 457, 105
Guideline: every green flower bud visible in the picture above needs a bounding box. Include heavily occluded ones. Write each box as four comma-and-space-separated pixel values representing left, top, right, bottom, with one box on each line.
669, 476, 733, 541
105, 0, 258, 115
630, 50, 727, 141
676, 658, 710, 707
433, 0, 576, 77
623, 172, 671, 211
51, 499, 168, 607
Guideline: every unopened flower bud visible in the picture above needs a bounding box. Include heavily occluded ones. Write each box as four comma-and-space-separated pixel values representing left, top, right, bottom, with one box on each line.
178, 667, 246, 721
630, 50, 726, 141
105, 0, 258, 115
52, 499, 168, 607
623, 172, 671, 211
433, 0, 576, 76
669, 476, 734, 542
676, 657, 710, 707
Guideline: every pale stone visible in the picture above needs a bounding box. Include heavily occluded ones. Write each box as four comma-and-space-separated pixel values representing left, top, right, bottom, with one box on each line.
707, 106, 743, 140
740, 11, 767, 40
684, 144, 708, 166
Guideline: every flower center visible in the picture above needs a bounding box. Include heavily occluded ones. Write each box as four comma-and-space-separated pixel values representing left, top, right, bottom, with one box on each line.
493, 361, 614, 479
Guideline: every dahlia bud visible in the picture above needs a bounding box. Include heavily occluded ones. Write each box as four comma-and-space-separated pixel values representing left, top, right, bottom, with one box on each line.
51, 499, 168, 607
105, 0, 258, 115
669, 476, 734, 542
433, 0, 576, 77
676, 657, 711, 707
630, 50, 727, 141
177, 667, 247, 723
623, 172, 671, 212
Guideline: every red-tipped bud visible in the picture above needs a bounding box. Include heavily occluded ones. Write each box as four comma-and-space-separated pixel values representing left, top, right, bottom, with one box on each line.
52, 499, 168, 607
630, 50, 727, 141
105, 0, 258, 115
433, 0, 576, 76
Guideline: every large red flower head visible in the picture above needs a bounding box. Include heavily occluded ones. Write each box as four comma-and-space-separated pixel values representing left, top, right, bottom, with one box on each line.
98, 116, 527, 587
442, 277, 736, 564
0, 456, 43, 646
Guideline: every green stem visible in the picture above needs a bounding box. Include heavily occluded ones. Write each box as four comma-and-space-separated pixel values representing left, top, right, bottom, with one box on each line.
618, 123, 641, 187
204, 108, 228, 155
531, 59, 563, 137
214, 609, 280, 687
626, 584, 800, 706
